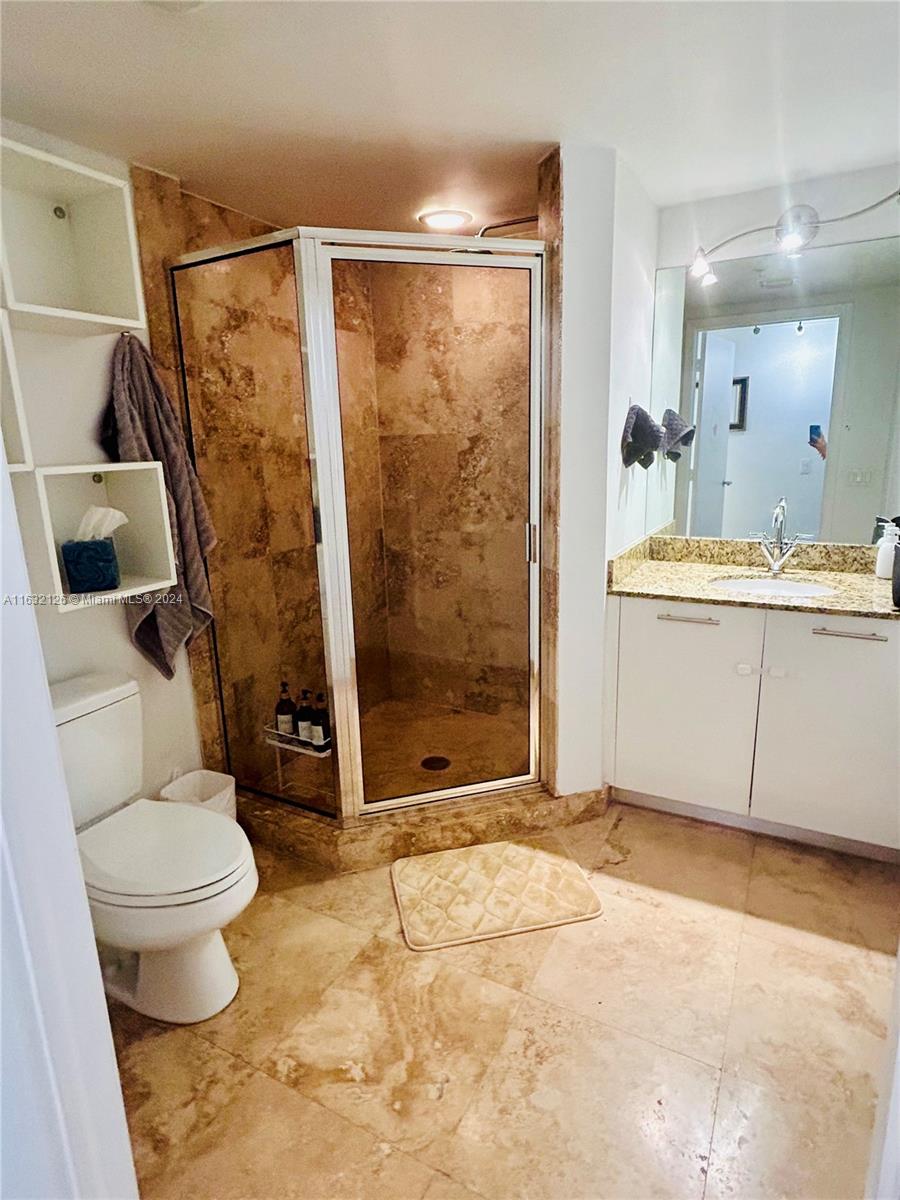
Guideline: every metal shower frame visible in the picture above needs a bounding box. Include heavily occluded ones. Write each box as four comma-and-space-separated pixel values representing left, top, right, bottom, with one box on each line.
172, 226, 545, 819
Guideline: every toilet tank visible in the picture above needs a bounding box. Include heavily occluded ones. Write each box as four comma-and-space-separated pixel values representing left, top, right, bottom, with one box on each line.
50, 673, 142, 828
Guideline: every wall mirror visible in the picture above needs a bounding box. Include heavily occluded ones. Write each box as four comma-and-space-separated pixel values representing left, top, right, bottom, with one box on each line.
649, 234, 900, 544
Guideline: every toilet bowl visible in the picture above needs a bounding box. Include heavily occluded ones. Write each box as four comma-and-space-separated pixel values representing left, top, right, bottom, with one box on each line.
78, 798, 258, 1024
50, 673, 258, 1025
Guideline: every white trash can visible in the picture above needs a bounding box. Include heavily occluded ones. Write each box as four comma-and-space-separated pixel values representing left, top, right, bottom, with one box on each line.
160, 769, 237, 820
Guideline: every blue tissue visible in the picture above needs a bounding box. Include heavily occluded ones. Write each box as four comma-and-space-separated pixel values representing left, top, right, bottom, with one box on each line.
61, 537, 120, 594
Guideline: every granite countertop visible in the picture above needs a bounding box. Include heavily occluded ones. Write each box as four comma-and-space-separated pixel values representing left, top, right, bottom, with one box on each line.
608, 536, 898, 620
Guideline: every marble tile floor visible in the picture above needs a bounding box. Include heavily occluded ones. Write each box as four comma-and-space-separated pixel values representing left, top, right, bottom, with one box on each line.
109, 802, 899, 1200
258, 699, 530, 809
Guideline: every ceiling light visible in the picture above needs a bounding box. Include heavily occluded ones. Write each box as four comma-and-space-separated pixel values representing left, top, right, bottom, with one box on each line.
417, 209, 473, 232
753, 325, 761, 335
775, 204, 820, 253
690, 248, 710, 278
796, 321, 805, 336
700, 271, 718, 288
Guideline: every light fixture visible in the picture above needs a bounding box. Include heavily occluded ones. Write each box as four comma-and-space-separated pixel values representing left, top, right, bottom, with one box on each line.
775, 205, 820, 252
753, 325, 761, 335
682, 188, 898, 279
796, 321, 805, 336
417, 209, 473, 232
690, 248, 711, 278
700, 270, 718, 288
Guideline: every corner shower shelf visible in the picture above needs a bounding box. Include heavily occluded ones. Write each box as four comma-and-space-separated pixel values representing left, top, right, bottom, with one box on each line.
263, 724, 332, 758
35, 462, 176, 611
0, 138, 146, 337
1, 309, 34, 471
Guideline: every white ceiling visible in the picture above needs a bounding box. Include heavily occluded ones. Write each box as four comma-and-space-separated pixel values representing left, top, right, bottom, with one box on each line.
2, 1, 898, 231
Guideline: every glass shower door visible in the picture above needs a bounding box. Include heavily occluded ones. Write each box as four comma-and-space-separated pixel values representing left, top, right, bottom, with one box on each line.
326, 253, 539, 806
173, 242, 339, 815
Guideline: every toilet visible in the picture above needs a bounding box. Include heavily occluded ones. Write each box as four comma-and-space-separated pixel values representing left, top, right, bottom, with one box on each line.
51, 672, 258, 1025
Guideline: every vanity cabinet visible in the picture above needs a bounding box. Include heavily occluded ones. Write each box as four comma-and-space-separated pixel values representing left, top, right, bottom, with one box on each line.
615, 598, 765, 815
752, 612, 900, 848
612, 598, 900, 849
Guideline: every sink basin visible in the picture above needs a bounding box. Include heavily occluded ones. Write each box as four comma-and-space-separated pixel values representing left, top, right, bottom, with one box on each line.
713, 577, 835, 598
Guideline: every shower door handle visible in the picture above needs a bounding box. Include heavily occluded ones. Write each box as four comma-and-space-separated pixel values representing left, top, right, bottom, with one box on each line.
525, 522, 538, 564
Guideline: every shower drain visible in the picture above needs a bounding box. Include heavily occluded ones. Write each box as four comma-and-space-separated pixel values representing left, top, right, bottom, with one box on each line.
421, 755, 451, 771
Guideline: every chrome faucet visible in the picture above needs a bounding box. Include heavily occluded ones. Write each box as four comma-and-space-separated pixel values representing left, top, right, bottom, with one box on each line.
755, 497, 806, 574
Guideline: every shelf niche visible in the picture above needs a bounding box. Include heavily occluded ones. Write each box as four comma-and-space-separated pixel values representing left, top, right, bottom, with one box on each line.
1, 138, 146, 337
35, 462, 176, 611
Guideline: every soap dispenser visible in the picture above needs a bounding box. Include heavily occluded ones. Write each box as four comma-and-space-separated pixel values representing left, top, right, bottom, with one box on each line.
875, 520, 900, 579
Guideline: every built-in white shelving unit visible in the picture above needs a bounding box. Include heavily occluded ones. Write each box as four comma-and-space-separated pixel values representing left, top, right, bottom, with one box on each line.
35, 463, 176, 611
0, 138, 146, 337
1, 308, 33, 471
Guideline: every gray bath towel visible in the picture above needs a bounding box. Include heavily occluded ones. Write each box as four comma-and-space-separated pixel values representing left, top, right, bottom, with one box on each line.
102, 333, 216, 679
661, 408, 696, 461
621, 404, 664, 469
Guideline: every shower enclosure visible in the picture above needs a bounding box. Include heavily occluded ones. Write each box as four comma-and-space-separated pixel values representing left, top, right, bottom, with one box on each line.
171, 228, 543, 818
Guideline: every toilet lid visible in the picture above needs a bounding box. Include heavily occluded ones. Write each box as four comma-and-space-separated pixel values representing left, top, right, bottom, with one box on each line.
78, 798, 252, 899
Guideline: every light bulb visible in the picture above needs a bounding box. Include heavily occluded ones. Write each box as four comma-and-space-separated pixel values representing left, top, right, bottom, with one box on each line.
779, 232, 804, 252
690, 248, 710, 278
700, 271, 718, 288
417, 209, 473, 232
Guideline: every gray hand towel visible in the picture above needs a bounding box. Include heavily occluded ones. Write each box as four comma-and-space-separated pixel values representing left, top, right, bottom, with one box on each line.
102, 333, 216, 679
621, 404, 664, 469
661, 409, 696, 461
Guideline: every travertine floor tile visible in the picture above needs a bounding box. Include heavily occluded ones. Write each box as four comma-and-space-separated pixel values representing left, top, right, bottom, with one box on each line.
421, 995, 719, 1200
559, 802, 754, 912
194, 893, 371, 1066
264, 935, 522, 1154
528, 886, 741, 1066
255, 845, 402, 939
422, 1172, 486, 1200
705, 1074, 875, 1200
745, 837, 900, 955
416, 923, 559, 992
108, 1003, 254, 1190
724, 932, 893, 1106
145, 1071, 434, 1200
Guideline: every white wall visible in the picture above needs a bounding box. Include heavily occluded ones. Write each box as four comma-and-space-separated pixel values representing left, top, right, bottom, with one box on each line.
606, 159, 660, 555
3, 119, 202, 797
555, 144, 616, 797
718, 318, 839, 538
658, 162, 900, 270
555, 145, 659, 796
646, 267, 684, 534
2, 452, 138, 1200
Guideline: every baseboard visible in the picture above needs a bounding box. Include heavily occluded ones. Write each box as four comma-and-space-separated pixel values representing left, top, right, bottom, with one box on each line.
611, 787, 900, 865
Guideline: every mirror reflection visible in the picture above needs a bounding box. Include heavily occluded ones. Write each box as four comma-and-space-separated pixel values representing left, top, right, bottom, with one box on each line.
651, 236, 900, 543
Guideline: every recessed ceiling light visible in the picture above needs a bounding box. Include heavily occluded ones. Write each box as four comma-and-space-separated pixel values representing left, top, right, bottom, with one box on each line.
417, 209, 473, 232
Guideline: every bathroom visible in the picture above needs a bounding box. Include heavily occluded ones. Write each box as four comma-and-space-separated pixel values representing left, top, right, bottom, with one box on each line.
1, 4, 898, 1199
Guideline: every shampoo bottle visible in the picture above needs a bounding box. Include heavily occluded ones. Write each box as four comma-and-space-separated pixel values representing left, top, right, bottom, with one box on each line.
875, 521, 900, 579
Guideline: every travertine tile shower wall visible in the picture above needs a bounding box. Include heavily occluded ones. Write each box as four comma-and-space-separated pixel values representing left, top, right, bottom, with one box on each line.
335, 259, 532, 720
131, 166, 276, 774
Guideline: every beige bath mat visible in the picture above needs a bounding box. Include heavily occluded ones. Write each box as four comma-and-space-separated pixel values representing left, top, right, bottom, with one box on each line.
391, 836, 602, 951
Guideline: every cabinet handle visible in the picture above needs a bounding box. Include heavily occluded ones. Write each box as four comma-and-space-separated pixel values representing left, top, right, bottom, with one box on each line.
767, 666, 788, 679
736, 663, 763, 675
656, 613, 720, 626
811, 626, 889, 643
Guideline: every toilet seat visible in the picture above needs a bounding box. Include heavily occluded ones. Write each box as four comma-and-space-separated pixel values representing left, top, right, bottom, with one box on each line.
78, 798, 253, 909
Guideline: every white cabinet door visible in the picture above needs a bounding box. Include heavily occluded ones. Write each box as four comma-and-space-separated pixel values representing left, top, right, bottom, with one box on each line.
752, 612, 900, 848
615, 598, 766, 814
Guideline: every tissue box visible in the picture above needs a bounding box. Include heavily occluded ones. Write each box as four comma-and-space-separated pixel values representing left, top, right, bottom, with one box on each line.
61, 537, 120, 594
